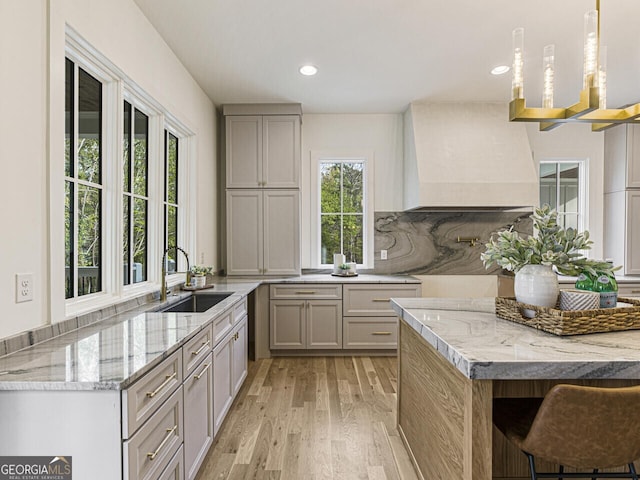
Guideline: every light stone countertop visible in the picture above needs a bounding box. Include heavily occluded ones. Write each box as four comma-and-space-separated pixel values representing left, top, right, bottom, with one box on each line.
0, 281, 260, 391
0, 274, 419, 391
392, 297, 640, 381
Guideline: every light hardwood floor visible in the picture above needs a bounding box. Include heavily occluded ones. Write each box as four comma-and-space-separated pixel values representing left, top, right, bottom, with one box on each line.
196, 356, 419, 480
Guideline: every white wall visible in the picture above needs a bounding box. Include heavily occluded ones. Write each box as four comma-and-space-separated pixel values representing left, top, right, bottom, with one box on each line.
300, 114, 404, 267
0, 0, 216, 338
525, 123, 605, 259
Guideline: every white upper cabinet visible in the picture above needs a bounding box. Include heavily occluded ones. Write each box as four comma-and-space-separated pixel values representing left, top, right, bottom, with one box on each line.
225, 113, 300, 189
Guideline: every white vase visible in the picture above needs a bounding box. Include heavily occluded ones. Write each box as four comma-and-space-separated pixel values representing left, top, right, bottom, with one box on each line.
192, 275, 206, 288
514, 264, 559, 309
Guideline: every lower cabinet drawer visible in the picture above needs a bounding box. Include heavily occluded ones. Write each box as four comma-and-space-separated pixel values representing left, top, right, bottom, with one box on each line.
158, 445, 184, 480
343, 318, 398, 349
619, 285, 640, 297
124, 386, 184, 480
123, 350, 183, 438
213, 308, 234, 346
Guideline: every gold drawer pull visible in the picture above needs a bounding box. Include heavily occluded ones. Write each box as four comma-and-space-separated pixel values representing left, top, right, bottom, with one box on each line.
296, 290, 316, 294
146, 372, 177, 398
372, 331, 392, 335
147, 425, 177, 460
632, 290, 640, 294
372, 298, 391, 302
191, 340, 210, 356
194, 362, 211, 380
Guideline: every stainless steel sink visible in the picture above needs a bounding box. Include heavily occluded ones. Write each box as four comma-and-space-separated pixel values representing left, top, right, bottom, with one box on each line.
160, 292, 233, 313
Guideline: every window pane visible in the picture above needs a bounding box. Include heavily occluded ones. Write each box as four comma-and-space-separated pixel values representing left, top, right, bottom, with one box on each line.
321, 214, 341, 265
539, 163, 557, 209
133, 198, 147, 283
320, 163, 341, 214
77, 185, 101, 296
65, 58, 74, 178
134, 110, 148, 196
65, 181, 74, 299
342, 162, 363, 214
558, 163, 579, 214
343, 214, 363, 264
166, 205, 178, 274
561, 213, 579, 230
123, 196, 130, 285
123, 101, 131, 193
167, 132, 178, 204
77, 68, 102, 185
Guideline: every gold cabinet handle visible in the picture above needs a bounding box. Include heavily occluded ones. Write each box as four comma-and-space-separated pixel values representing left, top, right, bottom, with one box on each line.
147, 425, 177, 460
372, 298, 391, 302
632, 290, 640, 294
194, 362, 211, 380
146, 372, 177, 398
191, 340, 210, 356
372, 331, 392, 335
296, 290, 316, 294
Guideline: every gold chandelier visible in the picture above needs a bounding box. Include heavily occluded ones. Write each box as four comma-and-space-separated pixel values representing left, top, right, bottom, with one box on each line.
509, 0, 639, 132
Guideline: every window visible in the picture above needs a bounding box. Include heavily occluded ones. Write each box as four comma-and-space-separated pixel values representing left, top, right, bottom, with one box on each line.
164, 130, 179, 274
312, 152, 373, 268
539, 160, 586, 231
122, 101, 149, 285
65, 58, 103, 299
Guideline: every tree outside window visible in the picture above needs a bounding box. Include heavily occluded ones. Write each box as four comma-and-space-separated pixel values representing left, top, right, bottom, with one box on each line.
320, 161, 364, 265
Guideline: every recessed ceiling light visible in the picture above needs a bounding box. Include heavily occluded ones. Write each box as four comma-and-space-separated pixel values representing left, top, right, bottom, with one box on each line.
491, 65, 510, 75
299, 65, 318, 76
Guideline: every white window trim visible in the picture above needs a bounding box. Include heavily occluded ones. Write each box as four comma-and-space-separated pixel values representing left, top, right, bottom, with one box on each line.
539, 157, 589, 233
55, 26, 196, 320
310, 149, 375, 269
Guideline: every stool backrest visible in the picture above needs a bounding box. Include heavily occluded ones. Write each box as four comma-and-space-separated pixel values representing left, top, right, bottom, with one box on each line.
521, 384, 640, 469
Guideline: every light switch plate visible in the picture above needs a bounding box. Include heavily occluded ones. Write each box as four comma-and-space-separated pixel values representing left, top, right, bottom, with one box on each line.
16, 273, 33, 303
380, 250, 388, 260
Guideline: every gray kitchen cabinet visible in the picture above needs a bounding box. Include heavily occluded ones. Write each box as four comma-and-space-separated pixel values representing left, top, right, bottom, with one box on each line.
226, 189, 300, 276
342, 284, 421, 349
604, 125, 640, 275
269, 284, 343, 350
225, 114, 300, 189
232, 316, 248, 396
183, 352, 213, 480
604, 190, 640, 275
212, 327, 233, 436
604, 124, 640, 192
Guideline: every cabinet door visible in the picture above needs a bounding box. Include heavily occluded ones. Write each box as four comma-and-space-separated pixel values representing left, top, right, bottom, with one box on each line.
270, 300, 305, 349
226, 116, 262, 188
626, 191, 640, 275
263, 190, 300, 275
628, 125, 640, 188
262, 115, 300, 188
213, 336, 234, 436
232, 316, 248, 395
183, 354, 213, 480
307, 300, 343, 349
226, 190, 263, 275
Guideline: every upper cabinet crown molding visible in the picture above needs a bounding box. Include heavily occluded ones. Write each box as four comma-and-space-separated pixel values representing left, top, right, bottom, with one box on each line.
222, 103, 302, 116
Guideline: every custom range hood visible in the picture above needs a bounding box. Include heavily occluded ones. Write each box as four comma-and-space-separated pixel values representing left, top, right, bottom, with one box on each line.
403, 101, 538, 210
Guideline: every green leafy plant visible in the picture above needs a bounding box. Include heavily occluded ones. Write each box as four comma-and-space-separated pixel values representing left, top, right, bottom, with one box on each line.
190, 265, 213, 276
481, 205, 618, 276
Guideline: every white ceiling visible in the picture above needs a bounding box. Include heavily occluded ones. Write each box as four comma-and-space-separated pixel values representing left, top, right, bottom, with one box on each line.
133, 0, 640, 114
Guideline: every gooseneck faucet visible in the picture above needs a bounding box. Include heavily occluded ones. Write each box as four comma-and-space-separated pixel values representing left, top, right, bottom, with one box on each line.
161, 245, 190, 302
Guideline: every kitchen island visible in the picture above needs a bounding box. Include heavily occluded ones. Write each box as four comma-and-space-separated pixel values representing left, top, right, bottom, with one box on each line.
391, 297, 640, 480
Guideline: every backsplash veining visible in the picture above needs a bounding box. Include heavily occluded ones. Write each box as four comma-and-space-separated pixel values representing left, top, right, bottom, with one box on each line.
373, 211, 533, 275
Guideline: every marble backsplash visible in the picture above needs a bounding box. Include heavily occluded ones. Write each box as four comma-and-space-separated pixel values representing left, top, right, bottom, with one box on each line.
373, 210, 533, 275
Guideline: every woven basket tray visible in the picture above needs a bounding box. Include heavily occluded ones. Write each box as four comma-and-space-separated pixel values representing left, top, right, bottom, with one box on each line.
495, 296, 640, 336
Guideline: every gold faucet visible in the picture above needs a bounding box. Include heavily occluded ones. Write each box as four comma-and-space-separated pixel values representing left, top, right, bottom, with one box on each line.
161, 246, 191, 302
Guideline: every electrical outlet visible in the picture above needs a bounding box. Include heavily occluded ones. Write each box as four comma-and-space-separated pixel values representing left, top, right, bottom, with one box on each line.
16, 273, 34, 303
380, 250, 388, 260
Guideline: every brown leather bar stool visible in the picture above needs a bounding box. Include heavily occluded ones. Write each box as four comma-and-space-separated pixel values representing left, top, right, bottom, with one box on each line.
493, 384, 640, 479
